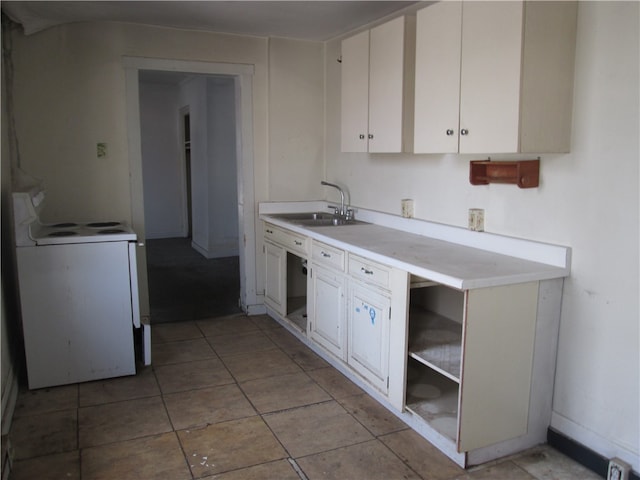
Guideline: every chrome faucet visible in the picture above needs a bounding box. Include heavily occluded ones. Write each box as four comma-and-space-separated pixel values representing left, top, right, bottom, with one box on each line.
321, 180, 351, 220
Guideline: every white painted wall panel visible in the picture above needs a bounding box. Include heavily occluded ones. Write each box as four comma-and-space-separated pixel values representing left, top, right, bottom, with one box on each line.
139, 81, 184, 238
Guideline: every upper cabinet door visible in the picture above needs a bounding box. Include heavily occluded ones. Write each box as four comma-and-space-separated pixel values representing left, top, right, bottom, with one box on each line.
341, 30, 370, 153
459, 1, 524, 154
368, 16, 409, 153
341, 16, 415, 153
414, 2, 462, 154
414, 1, 576, 154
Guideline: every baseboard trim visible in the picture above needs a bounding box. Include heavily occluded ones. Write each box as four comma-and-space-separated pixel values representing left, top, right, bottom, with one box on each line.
547, 427, 639, 480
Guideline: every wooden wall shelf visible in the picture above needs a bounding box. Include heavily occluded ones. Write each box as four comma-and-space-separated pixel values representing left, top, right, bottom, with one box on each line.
469, 159, 540, 188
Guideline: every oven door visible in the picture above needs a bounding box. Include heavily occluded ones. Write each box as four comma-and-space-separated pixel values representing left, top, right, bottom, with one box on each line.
17, 241, 137, 389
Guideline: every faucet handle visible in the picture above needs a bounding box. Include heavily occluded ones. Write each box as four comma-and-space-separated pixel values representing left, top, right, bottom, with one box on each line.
345, 208, 354, 221
328, 205, 339, 215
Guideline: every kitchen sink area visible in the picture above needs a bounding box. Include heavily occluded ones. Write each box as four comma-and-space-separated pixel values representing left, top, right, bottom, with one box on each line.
269, 211, 368, 227
259, 199, 572, 469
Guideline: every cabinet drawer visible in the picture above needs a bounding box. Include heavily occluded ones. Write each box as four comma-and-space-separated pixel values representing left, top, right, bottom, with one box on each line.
312, 241, 345, 271
348, 254, 391, 289
264, 223, 308, 256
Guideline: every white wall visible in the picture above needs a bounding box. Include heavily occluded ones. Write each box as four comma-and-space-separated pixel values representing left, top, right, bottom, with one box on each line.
180, 76, 209, 252
206, 77, 239, 258
177, 76, 240, 258
9, 22, 271, 228
324, 1, 639, 470
139, 81, 185, 238
268, 37, 325, 200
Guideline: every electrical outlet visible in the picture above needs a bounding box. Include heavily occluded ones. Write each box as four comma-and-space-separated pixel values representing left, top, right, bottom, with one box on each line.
468, 208, 484, 232
608, 458, 630, 480
401, 199, 414, 218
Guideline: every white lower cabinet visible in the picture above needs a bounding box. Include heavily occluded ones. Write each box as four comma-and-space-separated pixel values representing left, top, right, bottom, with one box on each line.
405, 279, 540, 454
347, 280, 391, 394
307, 244, 396, 395
308, 264, 347, 360
264, 240, 286, 316
263, 220, 562, 467
263, 223, 308, 332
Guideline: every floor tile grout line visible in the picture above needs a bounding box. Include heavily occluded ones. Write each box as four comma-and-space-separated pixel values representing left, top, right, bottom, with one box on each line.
171, 428, 197, 479
287, 457, 310, 480
333, 394, 411, 440
374, 431, 429, 480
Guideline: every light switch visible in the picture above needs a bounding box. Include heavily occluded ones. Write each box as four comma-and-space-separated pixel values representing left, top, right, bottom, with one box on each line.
97, 142, 107, 159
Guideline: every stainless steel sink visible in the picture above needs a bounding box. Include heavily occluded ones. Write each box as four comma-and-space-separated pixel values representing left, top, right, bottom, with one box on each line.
270, 212, 366, 227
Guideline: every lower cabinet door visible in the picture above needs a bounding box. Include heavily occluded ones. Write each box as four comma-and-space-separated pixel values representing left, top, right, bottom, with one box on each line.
264, 241, 286, 315
348, 281, 391, 393
309, 264, 347, 360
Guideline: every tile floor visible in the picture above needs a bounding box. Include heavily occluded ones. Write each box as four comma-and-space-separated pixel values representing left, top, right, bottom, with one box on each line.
8, 313, 603, 480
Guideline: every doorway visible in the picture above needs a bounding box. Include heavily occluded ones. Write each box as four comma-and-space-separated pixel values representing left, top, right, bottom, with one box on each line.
181, 108, 192, 238
139, 71, 241, 323
124, 57, 259, 324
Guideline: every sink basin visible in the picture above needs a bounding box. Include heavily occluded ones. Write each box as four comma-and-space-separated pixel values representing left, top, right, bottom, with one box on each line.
270, 212, 367, 227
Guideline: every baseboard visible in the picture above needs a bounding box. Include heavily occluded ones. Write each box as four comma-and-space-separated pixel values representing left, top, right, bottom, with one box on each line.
548, 428, 639, 480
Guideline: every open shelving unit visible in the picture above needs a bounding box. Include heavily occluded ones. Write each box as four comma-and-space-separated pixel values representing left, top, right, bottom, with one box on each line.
405, 276, 464, 444
408, 306, 462, 382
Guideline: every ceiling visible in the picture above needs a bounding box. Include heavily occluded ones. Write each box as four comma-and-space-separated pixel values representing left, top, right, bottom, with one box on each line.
1, 1, 421, 41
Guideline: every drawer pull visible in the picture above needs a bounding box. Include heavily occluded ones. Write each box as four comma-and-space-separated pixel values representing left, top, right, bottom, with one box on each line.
361, 267, 374, 275
321, 251, 331, 258
294, 240, 303, 246
265, 229, 273, 234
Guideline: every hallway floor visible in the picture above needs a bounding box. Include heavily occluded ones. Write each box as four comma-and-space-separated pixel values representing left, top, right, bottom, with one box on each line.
146, 237, 242, 324
8, 314, 602, 480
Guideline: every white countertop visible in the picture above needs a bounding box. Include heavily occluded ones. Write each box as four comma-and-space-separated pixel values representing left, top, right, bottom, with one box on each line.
259, 202, 570, 290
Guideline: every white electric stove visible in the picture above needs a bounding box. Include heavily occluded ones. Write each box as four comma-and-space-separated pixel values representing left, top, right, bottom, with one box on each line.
13, 186, 150, 389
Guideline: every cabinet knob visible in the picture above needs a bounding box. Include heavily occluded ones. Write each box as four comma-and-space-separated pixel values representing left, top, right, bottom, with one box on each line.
446, 129, 454, 136
461, 129, 469, 136
359, 134, 365, 139
368, 134, 374, 139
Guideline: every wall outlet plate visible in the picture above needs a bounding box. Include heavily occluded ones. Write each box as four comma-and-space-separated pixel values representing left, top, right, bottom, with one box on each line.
468, 208, 484, 232
401, 199, 414, 218
607, 458, 630, 480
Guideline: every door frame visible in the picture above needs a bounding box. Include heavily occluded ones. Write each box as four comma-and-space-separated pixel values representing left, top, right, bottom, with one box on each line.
123, 56, 258, 318
179, 105, 192, 238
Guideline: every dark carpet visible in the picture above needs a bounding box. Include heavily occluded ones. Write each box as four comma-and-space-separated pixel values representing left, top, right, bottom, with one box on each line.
146, 237, 242, 324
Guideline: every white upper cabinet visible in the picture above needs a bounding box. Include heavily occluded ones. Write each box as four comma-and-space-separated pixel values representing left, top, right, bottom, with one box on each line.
341, 16, 415, 153
341, 29, 370, 153
413, 2, 463, 154
414, 1, 577, 154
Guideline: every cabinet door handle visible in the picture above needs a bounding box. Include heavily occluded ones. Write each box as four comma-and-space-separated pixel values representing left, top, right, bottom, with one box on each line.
368, 134, 374, 139
446, 129, 454, 136
361, 267, 374, 275
460, 129, 469, 136
321, 252, 331, 258
359, 134, 365, 139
